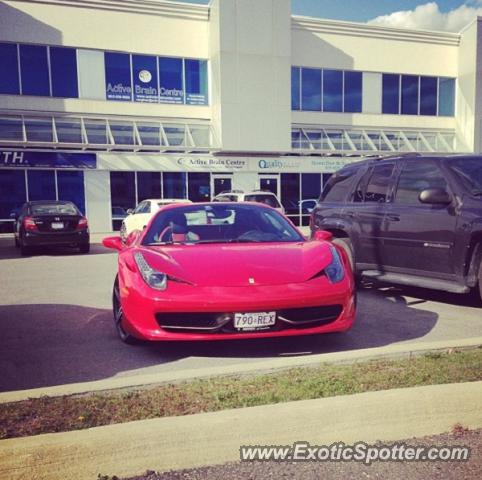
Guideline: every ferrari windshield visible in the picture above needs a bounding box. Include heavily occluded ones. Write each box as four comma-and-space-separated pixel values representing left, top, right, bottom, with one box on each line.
142, 204, 304, 245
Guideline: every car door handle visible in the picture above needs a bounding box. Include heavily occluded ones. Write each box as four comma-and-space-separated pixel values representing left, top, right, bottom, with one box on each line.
386, 214, 400, 222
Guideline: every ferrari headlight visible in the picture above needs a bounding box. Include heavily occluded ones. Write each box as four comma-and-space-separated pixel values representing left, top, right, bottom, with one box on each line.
134, 252, 167, 290
325, 245, 345, 284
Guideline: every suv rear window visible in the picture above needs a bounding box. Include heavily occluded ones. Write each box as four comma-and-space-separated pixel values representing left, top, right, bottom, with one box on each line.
244, 194, 281, 208
320, 167, 358, 202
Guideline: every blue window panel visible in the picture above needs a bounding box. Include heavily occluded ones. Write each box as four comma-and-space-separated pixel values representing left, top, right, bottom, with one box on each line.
163, 172, 187, 199
291, 67, 300, 110
159, 57, 184, 104
323, 70, 343, 112
343, 71, 362, 113
19, 44, 50, 96
185, 59, 208, 105
50, 47, 78, 98
439, 78, 455, 116
132, 54, 158, 103
105, 52, 132, 101
0, 43, 20, 94
0, 169, 26, 219
382, 74, 400, 114
401, 75, 419, 115
57, 171, 85, 214
27, 170, 56, 201
137, 172, 161, 201
301, 68, 321, 111
420, 76, 437, 116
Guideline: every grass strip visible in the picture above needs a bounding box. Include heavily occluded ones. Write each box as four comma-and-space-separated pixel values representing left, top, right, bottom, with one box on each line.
1, 348, 481, 439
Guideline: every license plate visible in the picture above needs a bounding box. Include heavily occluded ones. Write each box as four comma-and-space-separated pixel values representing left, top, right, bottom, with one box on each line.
51, 222, 64, 230
234, 311, 276, 330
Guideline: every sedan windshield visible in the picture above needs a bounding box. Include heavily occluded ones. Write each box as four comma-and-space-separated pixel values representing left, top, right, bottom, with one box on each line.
449, 158, 482, 195
143, 204, 304, 245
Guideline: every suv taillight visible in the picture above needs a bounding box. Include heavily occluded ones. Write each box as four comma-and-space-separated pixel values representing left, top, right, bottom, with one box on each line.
23, 216, 38, 231
76, 217, 88, 230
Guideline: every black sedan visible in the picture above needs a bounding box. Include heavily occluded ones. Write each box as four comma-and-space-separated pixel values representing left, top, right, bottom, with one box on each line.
14, 201, 90, 255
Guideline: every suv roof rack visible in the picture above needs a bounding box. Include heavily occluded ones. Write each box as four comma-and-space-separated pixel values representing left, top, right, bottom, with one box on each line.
374, 152, 423, 161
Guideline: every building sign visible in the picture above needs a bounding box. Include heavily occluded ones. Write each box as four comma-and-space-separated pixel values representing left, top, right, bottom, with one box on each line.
105, 52, 132, 101
159, 57, 184, 104
98, 153, 359, 174
132, 55, 158, 103
0, 151, 96, 169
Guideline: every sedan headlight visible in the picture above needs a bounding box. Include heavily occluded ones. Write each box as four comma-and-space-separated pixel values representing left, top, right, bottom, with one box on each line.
134, 252, 167, 290
325, 245, 345, 284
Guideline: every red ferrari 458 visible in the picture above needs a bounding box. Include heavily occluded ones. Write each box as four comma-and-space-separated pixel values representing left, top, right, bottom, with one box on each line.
103, 202, 356, 344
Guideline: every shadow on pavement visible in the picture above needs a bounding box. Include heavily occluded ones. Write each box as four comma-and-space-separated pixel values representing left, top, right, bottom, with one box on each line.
0, 288, 439, 392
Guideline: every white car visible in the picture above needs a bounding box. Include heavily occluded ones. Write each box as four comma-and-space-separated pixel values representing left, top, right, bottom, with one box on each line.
213, 190, 285, 214
120, 198, 192, 241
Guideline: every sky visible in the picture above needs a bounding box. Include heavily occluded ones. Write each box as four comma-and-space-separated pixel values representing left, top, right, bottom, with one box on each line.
175, 0, 482, 32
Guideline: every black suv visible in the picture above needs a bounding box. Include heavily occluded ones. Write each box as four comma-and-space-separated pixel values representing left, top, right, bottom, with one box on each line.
310, 155, 482, 301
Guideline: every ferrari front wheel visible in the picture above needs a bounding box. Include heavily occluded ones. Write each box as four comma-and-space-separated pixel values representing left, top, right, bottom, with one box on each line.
113, 276, 141, 345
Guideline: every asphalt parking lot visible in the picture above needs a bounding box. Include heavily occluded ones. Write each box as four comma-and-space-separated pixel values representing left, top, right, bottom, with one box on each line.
0, 235, 481, 393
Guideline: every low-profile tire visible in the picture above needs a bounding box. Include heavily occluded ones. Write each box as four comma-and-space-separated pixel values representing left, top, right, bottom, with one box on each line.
333, 237, 355, 272
113, 276, 142, 345
79, 243, 90, 254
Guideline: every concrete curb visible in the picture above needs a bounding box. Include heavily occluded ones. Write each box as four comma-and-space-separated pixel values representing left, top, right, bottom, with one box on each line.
1, 337, 481, 404
1, 381, 481, 480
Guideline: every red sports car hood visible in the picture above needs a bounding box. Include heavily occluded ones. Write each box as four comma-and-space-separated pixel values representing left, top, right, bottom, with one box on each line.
137, 241, 334, 287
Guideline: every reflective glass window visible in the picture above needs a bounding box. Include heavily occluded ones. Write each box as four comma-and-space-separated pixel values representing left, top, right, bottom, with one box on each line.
291, 67, 300, 110
0, 43, 20, 94
185, 59, 208, 105
188, 173, 210, 202
24, 118, 53, 142
439, 78, 455, 116
0, 117, 23, 141
323, 69, 343, 112
105, 52, 132, 101
84, 119, 108, 144
401, 75, 419, 115
382, 74, 400, 114
57, 171, 85, 213
0, 170, 26, 219
159, 57, 184, 104
301, 68, 321, 111
137, 172, 161, 201
110, 122, 135, 145
55, 118, 82, 143
419, 76, 437, 116
110, 171, 136, 211
395, 161, 448, 204
132, 54, 158, 103
27, 170, 56, 200
343, 71, 362, 113
164, 125, 186, 146
19, 44, 50, 96
364, 163, 395, 203
163, 172, 187, 199
50, 47, 78, 98
137, 123, 161, 146
321, 167, 357, 202
281, 173, 300, 222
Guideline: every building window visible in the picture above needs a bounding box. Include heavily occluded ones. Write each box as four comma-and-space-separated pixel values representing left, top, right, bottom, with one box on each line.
439, 78, 455, 116
185, 59, 208, 105
419, 76, 437, 116
401, 75, 419, 115
382, 74, 400, 114
343, 71, 362, 113
132, 54, 158, 103
105, 52, 132, 101
188, 173, 210, 202
19, 44, 50, 96
50, 47, 78, 98
137, 172, 162, 201
323, 69, 343, 112
0, 43, 20, 95
281, 173, 300, 225
0, 169, 26, 221
159, 57, 184, 104
301, 68, 321, 111
291, 67, 300, 111
163, 172, 187, 199
57, 171, 85, 213
27, 170, 56, 200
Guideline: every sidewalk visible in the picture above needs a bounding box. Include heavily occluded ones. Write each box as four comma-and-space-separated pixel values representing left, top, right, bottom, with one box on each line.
1, 381, 481, 480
